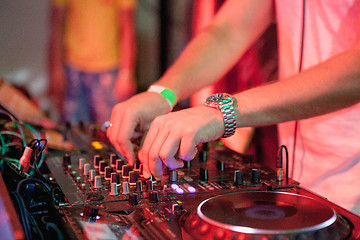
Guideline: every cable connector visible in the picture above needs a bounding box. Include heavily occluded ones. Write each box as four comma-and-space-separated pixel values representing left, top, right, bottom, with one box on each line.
19, 146, 33, 173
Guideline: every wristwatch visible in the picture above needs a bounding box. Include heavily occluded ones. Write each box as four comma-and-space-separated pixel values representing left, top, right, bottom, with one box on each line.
204, 93, 236, 138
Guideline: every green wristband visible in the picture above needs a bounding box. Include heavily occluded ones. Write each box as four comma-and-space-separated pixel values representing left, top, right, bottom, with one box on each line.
147, 85, 177, 111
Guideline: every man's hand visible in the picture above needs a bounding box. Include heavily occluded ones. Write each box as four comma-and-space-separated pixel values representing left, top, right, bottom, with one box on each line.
106, 92, 171, 166
139, 106, 225, 179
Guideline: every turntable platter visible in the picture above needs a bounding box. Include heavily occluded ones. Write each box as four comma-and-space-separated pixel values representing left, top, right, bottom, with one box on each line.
181, 192, 351, 240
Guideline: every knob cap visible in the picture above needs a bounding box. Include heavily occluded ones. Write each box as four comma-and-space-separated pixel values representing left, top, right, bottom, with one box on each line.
129, 193, 138, 205
94, 176, 102, 188
110, 182, 118, 196
116, 159, 125, 172
234, 170, 243, 185
146, 180, 153, 191
99, 161, 106, 174
129, 171, 138, 185
111, 172, 120, 184
79, 157, 86, 170
251, 169, 260, 184
84, 163, 91, 175
122, 182, 130, 194
110, 154, 118, 167
104, 166, 112, 180
148, 191, 159, 203
200, 168, 208, 182
169, 170, 178, 182
93, 155, 101, 168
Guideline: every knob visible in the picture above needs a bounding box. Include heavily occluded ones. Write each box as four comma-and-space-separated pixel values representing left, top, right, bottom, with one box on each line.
122, 165, 131, 178
129, 171, 138, 185
110, 182, 118, 196
169, 170, 178, 183
183, 160, 191, 168
234, 170, 243, 185
128, 193, 138, 205
89, 169, 96, 181
104, 166, 113, 180
217, 160, 225, 171
148, 191, 158, 203
200, 168, 208, 182
146, 180, 153, 191
93, 155, 101, 169
251, 169, 260, 184
139, 164, 144, 176
110, 154, 118, 167
172, 204, 183, 215
79, 157, 86, 170
122, 182, 130, 194
116, 159, 125, 172
63, 154, 71, 170
99, 161, 106, 174
84, 163, 91, 175
134, 159, 141, 170
94, 176, 102, 188
136, 180, 143, 193
111, 172, 120, 184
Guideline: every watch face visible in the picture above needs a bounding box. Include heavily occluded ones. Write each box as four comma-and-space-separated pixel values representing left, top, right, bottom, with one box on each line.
206, 93, 231, 106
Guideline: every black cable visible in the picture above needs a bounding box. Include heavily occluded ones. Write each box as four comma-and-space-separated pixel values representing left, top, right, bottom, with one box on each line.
291, 0, 306, 177
11, 191, 32, 240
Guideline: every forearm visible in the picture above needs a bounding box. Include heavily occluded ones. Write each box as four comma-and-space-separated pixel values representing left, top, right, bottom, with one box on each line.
234, 44, 360, 127
154, 0, 274, 101
119, 8, 136, 73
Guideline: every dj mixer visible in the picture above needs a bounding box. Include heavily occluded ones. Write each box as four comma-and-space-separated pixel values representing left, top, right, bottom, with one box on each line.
1, 120, 360, 240
44, 133, 360, 240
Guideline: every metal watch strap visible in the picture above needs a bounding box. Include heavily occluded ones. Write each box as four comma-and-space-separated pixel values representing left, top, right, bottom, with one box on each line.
205, 93, 236, 138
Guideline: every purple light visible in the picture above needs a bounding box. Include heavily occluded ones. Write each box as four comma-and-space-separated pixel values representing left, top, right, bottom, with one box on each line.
175, 188, 184, 194
171, 184, 180, 190
187, 186, 196, 193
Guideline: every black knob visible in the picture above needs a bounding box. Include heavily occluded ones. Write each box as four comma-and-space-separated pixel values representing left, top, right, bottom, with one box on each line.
136, 180, 143, 192
104, 166, 113, 180
122, 165, 131, 178
234, 170, 243, 185
111, 172, 120, 184
217, 160, 225, 171
200, 168, 208, 182
93, 155, 102, 168
146, 180, 153, 191
110, 154, 118, 167
183, 160, 191, 168
116, 159, 125, 172
251, 169, 260, 184
99, 161, 107, 174
148, 191, 159, 203
128, 193, 138, 205
129, 171, 138, 185
63, 154, 71, 170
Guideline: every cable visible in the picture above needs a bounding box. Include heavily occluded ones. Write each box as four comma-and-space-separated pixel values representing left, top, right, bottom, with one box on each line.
291, 0, 306, 178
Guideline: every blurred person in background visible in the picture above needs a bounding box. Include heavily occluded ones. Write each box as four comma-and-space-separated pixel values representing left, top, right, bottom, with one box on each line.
48, 0, 137, 125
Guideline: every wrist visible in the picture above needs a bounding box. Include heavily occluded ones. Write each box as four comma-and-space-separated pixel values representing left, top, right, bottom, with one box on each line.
147, 85, 177, 112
